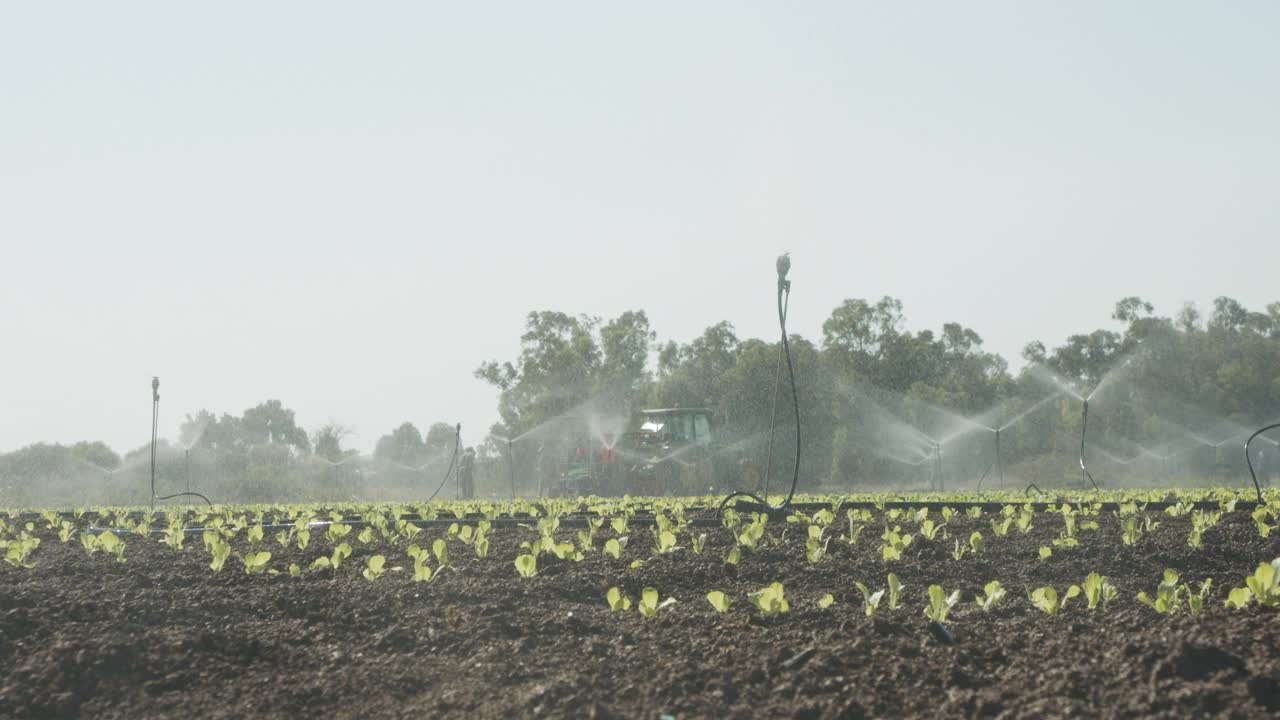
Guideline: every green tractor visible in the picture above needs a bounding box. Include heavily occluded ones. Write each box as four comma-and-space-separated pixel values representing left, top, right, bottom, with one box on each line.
540, 407, 720, 497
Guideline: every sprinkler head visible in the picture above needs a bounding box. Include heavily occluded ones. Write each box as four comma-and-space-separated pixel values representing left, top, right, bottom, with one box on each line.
152, 376, 160, 401
776, 252, 791, 291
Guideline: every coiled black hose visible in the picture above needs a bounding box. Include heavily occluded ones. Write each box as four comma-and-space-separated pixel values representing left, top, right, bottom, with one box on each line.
150, 377, 212, 509
718, 256, 800, 516
1245, 422, 1279, 504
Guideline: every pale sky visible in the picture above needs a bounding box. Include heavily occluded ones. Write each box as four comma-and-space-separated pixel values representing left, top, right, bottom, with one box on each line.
2, 2, 1277, 455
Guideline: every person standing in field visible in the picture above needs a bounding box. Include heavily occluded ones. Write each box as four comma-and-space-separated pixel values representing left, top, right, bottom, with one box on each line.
458, 447, 476, 499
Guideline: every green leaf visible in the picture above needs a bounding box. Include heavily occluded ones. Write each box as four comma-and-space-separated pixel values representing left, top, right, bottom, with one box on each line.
818, 593, 835, 609
706, 590, 731, 613
515, 553, 537, 578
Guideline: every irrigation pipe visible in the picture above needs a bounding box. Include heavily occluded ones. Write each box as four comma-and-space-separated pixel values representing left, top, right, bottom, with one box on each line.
424, 424, 462, 503
1245, 422, 1280, 504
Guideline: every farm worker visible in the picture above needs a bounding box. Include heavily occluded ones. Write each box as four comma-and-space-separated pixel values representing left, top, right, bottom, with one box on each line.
458, 447, 476, 499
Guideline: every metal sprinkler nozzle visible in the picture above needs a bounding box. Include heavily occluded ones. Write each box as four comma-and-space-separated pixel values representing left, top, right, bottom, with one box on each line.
776, 252, 791, 292
152, 376, 160, 401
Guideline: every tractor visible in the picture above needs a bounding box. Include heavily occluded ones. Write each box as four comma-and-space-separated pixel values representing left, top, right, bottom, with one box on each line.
539, 407, 721, 497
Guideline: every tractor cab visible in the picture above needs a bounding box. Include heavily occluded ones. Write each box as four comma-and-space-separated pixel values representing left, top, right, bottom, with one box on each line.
619, 408, 717, 495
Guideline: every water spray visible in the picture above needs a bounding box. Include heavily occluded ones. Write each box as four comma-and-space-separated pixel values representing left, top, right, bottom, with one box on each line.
424, 423, 462, 503
1245, 422, 1280, 503
718, 253, 801, 516
149, 377, 213, 509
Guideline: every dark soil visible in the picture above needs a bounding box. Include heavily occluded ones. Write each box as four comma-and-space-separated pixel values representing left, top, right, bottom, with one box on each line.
2, 508, 1279, 718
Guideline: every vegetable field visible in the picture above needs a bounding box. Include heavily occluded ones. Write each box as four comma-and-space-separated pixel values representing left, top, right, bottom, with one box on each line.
3, 490, 1280, 718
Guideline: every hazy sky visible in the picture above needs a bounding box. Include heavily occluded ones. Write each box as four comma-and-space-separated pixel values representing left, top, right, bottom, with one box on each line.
3, 2, 1277, 455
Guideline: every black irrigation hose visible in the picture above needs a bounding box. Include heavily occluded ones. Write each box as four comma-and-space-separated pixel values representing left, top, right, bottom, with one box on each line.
718, 256, 800, 517
1245, 422, 1280, 504
150, 378, 212, 509
424, 424, 462, 503
507, 437, 517, 499
1079, 400, 1099, 491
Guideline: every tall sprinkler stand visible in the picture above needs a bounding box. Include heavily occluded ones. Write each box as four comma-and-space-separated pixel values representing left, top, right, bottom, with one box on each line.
150, 377, 159, 512
717, 253, 801, 516
150, 377, 213, 509
1245, 422, 1280, 503
507, 436, 516, 499
975, 429, 1003, 492
1079, 400, 1099, 491
931, 441, 943, 492
997, 428, 1004, 488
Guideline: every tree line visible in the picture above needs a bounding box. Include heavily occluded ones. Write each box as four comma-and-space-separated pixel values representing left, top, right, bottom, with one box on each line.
2, 295, 1276, 507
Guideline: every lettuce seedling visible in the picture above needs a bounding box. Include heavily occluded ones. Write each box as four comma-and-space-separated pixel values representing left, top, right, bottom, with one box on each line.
806, 526, 830, 564
4, 535, 39, 568
289, 563, 302, 577
98, 531, 127, 563
706, 590, 731, 613
691, 533, 707, 554
880, 527, 913, 561
326, 522, 352, 544
604, 537, 624, 559
58, 521, 76, 544
1015, 509, 1034, 534
653, 529, 678, 554
363, 555, 387, 581
919, 520, 945, 541
1081, 572, 1116, 610
208, 537, 231, 572
749, 582, 789, 617
991, 518, 1013, 537
80, 531, 99, 554
923, 585, 961, 623
725, 547, 740, 565
638, 587, 664, 618
951, 539, 967, 561
330, 542, 353, 571
818, 593, 835, 609
1121, 516, 1143, 546
1029, 586, 1079, 615
855, 582, 884, 617
968, 531, 984, 555
607, 587, 632, 612
160, 522, 185, 551
1245, 559, 1280, 607
247, 523, 264, 547
1224, 587, 1254, 609
610, 516, 628, 534
887, 574, 904, 610
975, 581, 1005, 612
1039, 546, 1052, 561
357, 527, 374, 544
1136, 569, 1182, 614
515, 553, 537, 578
242, 551, 271, 575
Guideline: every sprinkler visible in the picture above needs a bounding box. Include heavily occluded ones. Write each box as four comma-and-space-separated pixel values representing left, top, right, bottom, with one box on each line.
1245, 422, 1280, 504
975, 428, 1002, 491
507, 436, 516, 499
931, 441, 943, 492
424, 423, 462, 503
1078, 400, 1099, 491
149, 377, 213, 509
718, 253, 801, 516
